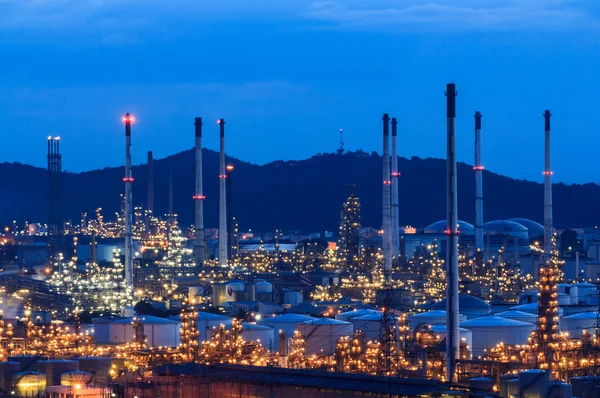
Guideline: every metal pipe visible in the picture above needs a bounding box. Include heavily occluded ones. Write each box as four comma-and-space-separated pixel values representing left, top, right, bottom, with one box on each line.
193, 117, 205, 267
474, 112, 484, 255
391, 117, 400, 259
123, 113, 134, 287
445, 84, 459, 383
543, 110, 553, 255
218, 119, 228, 266
382, 113, 392, 280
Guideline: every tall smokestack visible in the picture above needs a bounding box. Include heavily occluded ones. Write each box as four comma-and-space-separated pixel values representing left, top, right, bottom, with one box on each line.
474, 112, 484, 255
226, 165, 235, 259
543, 110, 553, 255
193, 118, 205, 267
218, 119, 228, 267
445, 83, 459, 383
147, 151, 154, 215
382, 113, 392, 281
391, 118, 400, 259
123, 113, 134, 288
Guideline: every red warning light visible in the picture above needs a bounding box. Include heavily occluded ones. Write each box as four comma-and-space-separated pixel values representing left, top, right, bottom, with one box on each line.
122, 114, 136, 124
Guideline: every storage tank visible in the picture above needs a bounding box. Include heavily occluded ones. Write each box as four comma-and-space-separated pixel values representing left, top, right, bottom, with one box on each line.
225, 281, 246, 302
110, 315, 180, 347
570, 376, 600, 398
296, 318, 353, 356
8, 355, 38, 371
460, 316, 535, 358
35, 360, 79, 387
351, 312, 393, 341
335, 308, 379, 322
197, 312, 233, 342
283, 290, 303, 305
121, 306, 135, 318
558, 293, 571, 306
509, 303, 564, 317
188, 286, 203, 302
77, 357, 112, 386
13, 371, 46, 396
61, 370, 93, 386
469, 377, 494, 392
255, 281, 273, 294
241, 323, 275, 351
495, 310, 538, 325
212, 283, 228, 306
561, 312, 599, 338
0, 362, 20, 392
518, 369, 549, 398
429, 325, 473, 359
408, 310, 467, 329
259, 314, 315, 349
431, 294, 492, 319
575, 282, 597, 305
506, 378, 520, 398
548, 382, 572, 398
499, 374, 518, 398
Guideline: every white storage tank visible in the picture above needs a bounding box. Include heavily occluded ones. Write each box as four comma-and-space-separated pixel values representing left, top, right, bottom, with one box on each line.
548, 382, 572, 398
429, 325, 473, 359
561, 311, 599, 338
255, 281, 273, 294
499, 374, 518, 398
469, 377, 494, 392
495, 310, 538, 325
76, 357, 112, 387
110, 316, 180, 347
335, 308, 379, 322
283, 290, 303, 305
510, 303, 564, 317
296, 318, 353, 356
226, 281, 246, 302
558, 293, 571, 306
351, 312, 393, 342
0, 362, 20, 392
507, 378, 520, 398
35, 360, 79, 387
518, 369, 550, 398
258, 314, 315, 349
460, 316, 535, 358
121, 306, 135, 318
241, 323, 275, 351
431, 294, 492, 319
196, 312, 233, 343
13, 371, 46, 396
408, 310, 467, 329
188, 286, 203, 302
575, 282, 597, 305
61, 371, 93, 386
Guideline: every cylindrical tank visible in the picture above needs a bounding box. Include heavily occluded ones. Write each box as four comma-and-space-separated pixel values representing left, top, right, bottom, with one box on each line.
335, 308, 379, 322
558, 293, 570, 306
518, 369, 550, 398
241, 323, 275, 351
429, 325, 473, 359
77, 357, 112, 386
122, 306, 135, 318
188, 286, 203, 302
61, 370, 93, 386
225, 281, 245, 302
575, 282, 597, 305
35, 360, 79, 387
460, 316, 535, 358
500, 374, 518, 398
548, 382, 572, 398
212, 283, 228, 307
259, 314, 315, 349
561, 311, 599, 337
507, 378, 520, 398
408, 310, 466, 328
495, 310, 538, 325
283, 290, 303, 305
8, 355, 38, 371
0, 362, 20, 392
13, 371, 46, 396
197, 312, 233, 342
255, 281, 273, 294
296, 318, 352, 356
351, 312, 392, 342
469, 377, 494, 392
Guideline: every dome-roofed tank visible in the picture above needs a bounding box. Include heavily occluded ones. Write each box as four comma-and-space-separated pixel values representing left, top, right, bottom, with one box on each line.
460, 316, 535, 357
408, 310, 467, 328
484, 220, 528, 240
431, 295, 491, 319
495, 310, 538, 325
335, 308, 380, 322
507, 218, 544, 237
425, 220, 474, 235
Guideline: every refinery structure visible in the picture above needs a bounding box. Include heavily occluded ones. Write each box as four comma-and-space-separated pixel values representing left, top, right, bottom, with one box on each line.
1, 84, 600, 398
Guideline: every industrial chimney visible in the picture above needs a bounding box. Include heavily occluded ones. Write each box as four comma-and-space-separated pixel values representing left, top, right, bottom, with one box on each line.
193, 118, 205, 267
123, 113, 134, 288
147, 151, 154, 215
382, 114, 392, 280
543, 110, 553, 256
474, 112, 484, 256
391, 117, 400, 259
218, 119, 228, 267
445, 84, 459, 383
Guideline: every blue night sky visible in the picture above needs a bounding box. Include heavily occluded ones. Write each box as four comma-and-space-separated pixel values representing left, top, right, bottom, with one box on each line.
0, 1, 599, 183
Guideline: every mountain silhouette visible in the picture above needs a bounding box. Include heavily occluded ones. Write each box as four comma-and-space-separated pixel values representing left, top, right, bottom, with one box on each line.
1, 149, 598, 232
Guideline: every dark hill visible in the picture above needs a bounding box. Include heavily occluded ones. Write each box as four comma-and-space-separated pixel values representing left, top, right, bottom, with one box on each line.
1, 150, 598, 232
